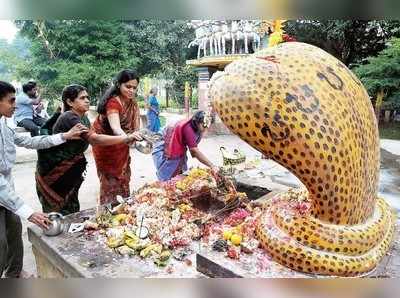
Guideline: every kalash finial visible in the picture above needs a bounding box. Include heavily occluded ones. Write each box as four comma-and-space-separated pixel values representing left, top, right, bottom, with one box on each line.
268, 19, 287, 47
255, 20, 288, 48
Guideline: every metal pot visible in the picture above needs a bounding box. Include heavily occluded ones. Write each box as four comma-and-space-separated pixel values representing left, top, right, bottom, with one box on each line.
43, 212, 65, 236
134, 140, 153, 154
131, 130, 162, 154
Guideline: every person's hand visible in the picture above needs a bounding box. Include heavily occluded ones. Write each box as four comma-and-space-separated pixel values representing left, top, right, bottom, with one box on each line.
36, 102, 44, 112
131, 131, 143, 141
125, 134, 136, 145
125, 132, 143, 145
62, 123, 89, 140
28, 212, 52, 230
210, 165, 220, 176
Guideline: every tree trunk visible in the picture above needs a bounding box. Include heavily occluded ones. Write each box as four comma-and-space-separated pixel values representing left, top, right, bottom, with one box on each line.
384, 110, 391, 123
375, 89, 384, 124
166, 87, 169, 108
34, 21, 56, 60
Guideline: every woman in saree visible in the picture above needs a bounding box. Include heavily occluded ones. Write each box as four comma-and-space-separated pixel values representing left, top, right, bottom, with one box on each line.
152, 110, 219, 181
92, 69, 143, 204
146, 87, 161, 133
36, 84, 139, 215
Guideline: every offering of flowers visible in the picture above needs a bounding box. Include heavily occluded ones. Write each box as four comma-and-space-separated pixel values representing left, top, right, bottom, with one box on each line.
83, 165, 309, 275
83, 168, 247, 268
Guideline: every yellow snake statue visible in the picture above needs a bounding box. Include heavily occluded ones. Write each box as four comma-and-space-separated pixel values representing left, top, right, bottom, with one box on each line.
209, 42, 396, 276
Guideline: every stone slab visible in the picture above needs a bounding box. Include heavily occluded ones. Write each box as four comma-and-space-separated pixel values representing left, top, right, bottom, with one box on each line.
28, 177, 400, 278
28, 208, 202, 278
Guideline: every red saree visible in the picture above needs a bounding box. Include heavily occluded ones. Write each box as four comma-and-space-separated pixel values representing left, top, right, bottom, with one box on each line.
92, 97, 140, 204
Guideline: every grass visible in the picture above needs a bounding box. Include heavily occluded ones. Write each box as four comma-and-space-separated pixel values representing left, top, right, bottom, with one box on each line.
379, 122, 400, 140
160, 115, 166, 127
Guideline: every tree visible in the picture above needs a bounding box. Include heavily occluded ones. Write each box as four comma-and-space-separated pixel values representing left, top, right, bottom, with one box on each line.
14, 20, 197, 109
353, 38, 400, 121
15, 20, 140, 107
0, 36, 30, 82
284, 20, 400, 66
125, 20, 197, 104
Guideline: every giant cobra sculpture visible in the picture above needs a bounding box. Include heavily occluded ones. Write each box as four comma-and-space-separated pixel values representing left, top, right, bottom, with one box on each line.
209, 42, 396, 276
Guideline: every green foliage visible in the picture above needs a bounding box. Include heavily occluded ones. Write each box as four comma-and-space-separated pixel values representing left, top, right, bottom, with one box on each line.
15, 20, 140, 104
383, 91, 400, 110
190, 87, 198, 109
379, 121, 400, 140
0, 35, 31, 82
353, 38, 400, 108
14, 20, 197, 108
164, 65, 197, 106
284, 20, 400, 66
159, 115, 166, 127
137, 99, 146, 109
125, 20, 197, 105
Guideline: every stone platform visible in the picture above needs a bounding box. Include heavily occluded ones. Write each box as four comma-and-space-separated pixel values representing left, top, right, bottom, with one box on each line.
27, 172, 399, 278
28, 208, 202, 278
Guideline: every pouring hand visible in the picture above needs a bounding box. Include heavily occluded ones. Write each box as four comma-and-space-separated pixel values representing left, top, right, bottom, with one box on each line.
125, 132, 143, 145
132, 131, 144, 141
210, 166, 220, 176
28, 212, 52, 230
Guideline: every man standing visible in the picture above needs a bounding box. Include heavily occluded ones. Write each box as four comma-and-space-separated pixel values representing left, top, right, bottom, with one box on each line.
0, 81, 87, 278
14, 81, 46, 136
